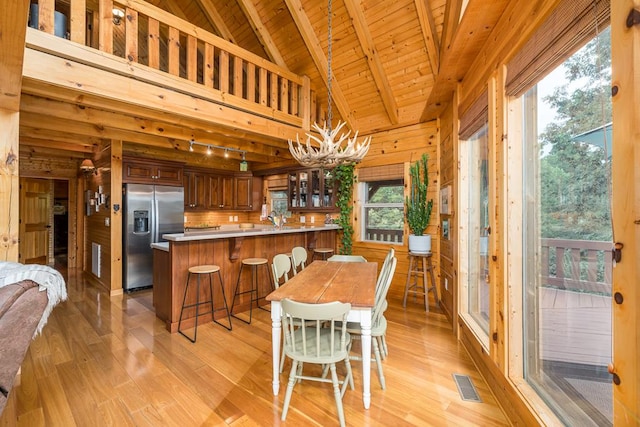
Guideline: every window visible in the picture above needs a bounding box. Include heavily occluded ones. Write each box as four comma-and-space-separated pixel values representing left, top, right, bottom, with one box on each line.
360, 179, 404, 244
459, 90, 490, 347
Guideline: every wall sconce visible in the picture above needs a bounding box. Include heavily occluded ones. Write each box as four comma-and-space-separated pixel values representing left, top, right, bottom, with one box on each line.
80, 158, 97, 176
112, 8, 125, 25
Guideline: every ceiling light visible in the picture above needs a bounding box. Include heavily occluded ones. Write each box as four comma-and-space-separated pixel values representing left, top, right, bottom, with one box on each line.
112, 8, 124, 26
240, 152, 248, 171
206, 145, 212, 155
288, 0, 371, 168
80, 158, 97, 176
224, 149, 229, 158
189, 140, 194, 152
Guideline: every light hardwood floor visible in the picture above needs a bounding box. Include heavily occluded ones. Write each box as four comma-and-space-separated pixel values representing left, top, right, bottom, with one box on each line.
2, 266, 510, 426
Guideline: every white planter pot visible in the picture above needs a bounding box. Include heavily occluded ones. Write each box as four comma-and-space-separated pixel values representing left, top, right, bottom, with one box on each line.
408, 234, 431, 254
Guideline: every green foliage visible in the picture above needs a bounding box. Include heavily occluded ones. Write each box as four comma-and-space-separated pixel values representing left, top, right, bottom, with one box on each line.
539, 27, 612, 241
334, 164, 355, 255
405, 153, 433, 236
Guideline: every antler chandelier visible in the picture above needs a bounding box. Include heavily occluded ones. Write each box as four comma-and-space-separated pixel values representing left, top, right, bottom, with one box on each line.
288, 0, 371, 168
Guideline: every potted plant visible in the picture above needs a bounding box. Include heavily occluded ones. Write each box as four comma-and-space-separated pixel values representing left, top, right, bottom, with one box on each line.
405, 153, 434, 253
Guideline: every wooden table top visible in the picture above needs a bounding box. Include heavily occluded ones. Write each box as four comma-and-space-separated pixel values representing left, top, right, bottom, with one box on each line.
266, 261, 377, 308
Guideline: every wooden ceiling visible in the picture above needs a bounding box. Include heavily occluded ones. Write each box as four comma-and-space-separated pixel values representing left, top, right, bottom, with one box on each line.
19, 0, 511, 170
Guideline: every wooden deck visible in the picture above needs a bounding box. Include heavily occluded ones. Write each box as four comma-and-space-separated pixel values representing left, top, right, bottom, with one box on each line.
540, 287, 612, 366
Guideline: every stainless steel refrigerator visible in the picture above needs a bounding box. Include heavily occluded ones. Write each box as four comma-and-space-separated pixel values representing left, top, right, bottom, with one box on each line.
123, 183, 184, 291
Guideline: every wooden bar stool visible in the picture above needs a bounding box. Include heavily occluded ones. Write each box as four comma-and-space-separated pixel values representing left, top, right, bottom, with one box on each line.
178, 264, 232, 343
230, 257, 273, 324
312, 247, 334, 260
403, 252, 438, 312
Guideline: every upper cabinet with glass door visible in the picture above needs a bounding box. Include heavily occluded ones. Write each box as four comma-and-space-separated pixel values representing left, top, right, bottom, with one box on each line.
288, 169, 337, 212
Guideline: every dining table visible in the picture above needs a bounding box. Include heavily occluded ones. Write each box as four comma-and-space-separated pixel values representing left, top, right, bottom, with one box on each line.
266, 260, 378, 409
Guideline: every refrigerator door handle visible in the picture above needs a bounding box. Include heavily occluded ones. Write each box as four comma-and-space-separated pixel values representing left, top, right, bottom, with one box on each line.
153, 198, 159, 243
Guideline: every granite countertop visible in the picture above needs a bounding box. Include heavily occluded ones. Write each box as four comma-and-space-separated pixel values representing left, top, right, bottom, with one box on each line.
163, 224, 340, 242
151, 242, 169, 252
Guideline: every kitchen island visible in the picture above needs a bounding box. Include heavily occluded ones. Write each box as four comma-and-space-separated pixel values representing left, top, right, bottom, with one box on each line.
153, 224, 339, 333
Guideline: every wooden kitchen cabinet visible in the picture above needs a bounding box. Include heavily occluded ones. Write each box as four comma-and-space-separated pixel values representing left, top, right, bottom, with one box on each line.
123, 158, 184, 186
288, 168, 337, 212
184, 169, 207, 210
184, 168, 260, 211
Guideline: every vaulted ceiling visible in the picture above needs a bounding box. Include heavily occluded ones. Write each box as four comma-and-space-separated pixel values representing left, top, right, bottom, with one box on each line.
19, 0, 511, 170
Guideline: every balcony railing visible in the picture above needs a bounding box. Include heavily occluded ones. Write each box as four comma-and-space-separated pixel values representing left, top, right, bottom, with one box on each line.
364, 228, 403, 244
541, 238, 612, 295
28, 0, 314, 128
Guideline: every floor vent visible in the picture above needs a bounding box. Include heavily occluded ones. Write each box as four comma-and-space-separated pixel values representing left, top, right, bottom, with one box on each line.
453, 374, 482, 402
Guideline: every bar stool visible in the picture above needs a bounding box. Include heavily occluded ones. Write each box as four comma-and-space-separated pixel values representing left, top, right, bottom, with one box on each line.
178, 264, 232, 343
403, 252, 439, 312
313, 247, 334, 260
230, 257, 273, 324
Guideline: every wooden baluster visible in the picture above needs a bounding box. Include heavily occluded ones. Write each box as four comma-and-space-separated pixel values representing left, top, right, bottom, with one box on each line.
586, 248, 598, 284
38, 0, 55, 34
186, 35, 197, 82
280, 79, 289, 114
70, 0, 87, 44
570, 247, 581, 283
219, 50, 229, 93
125, 8, 138, 63
233, 56, 243, 97
168, 27, 180, 76
555, 246, 564, 287
204, 43, 214, 88
98, 0, 113, 54
259, 68, 268, 106
246, 63, 255, 102
148, 18, 159, 69
270, 74, 278, 109
290, 81, 298, 117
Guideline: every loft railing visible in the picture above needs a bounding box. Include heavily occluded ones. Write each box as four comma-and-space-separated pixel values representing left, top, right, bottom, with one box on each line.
27, 0, 314, 129
541, 238, 612, 295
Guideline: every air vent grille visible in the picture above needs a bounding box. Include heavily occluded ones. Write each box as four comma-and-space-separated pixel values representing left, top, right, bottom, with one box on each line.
452, 373, 482, 402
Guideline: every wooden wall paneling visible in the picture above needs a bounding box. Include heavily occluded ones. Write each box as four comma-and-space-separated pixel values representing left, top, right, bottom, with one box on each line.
110, 140, 123, 294
438, 102, 459, 330
0, 111, 20, 261
0, 0, 29, 112
352, 122, 438, 300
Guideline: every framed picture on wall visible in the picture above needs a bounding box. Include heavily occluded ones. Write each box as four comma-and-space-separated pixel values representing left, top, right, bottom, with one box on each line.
440, 185, 451, 215
442, 219, 450, 240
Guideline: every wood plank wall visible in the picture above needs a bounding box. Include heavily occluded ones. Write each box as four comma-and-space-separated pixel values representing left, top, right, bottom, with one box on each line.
439, 105, 456, 327
353, 122, 440, 302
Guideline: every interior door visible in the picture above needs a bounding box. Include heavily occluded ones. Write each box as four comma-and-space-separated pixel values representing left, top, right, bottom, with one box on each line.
19, 178, 50, 264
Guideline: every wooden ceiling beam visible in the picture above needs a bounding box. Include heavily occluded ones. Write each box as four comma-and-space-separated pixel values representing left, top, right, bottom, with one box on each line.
0, 0, 29, 111
19, 94, 292, 159
236, 0, 288, 69
414, 0, 440, 76
343, 0, 398, 125
19, 133, 98, 152
193, 0, 237, 44
284, 0, 356, 129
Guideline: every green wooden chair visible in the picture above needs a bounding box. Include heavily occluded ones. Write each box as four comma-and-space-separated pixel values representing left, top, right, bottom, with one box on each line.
280, 299, 353, 427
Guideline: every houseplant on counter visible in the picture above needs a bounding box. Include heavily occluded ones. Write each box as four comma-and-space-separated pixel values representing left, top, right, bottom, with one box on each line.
405, 153, 434, 253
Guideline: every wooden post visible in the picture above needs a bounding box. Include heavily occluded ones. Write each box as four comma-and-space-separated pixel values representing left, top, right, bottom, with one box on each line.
611, 0, 639, 422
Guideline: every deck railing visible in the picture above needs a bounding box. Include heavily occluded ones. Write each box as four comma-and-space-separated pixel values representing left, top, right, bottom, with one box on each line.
541, 238, 612, 295
364, 228, 403, 244
28, 0, 314, 128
